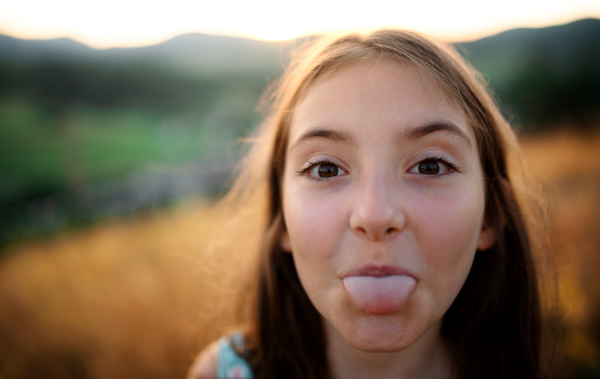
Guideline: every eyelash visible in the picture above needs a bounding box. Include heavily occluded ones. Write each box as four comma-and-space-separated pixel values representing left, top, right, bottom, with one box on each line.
297, 155, 461, 181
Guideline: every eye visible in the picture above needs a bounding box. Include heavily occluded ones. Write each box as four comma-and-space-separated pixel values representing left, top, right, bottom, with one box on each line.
299, 160, 348, 180
408, 157, 457, 176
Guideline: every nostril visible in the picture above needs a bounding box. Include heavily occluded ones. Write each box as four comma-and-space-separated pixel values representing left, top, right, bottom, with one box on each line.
355, 226, 367, 235
386, 227, 398, 235
353, 225, 399, 240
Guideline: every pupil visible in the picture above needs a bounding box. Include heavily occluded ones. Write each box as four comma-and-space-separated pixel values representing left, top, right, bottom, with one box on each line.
419, 160, 439, 175
318, 164, 338, 177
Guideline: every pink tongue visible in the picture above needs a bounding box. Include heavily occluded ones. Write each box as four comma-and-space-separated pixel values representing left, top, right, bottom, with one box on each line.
343, 276, 416, 315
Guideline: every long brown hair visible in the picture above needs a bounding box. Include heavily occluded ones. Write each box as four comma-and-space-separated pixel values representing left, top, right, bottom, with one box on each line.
218, 29, 555, 378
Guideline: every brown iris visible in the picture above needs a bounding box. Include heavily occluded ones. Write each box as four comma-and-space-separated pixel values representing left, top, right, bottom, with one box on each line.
418, 160, 440, 175
318, 164, 339, 177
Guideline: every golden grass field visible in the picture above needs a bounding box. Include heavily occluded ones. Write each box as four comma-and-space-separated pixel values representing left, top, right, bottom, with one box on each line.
1, 130, 599, 378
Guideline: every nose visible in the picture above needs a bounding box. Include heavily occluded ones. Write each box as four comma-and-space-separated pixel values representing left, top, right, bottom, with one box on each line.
349, 175, 406, 241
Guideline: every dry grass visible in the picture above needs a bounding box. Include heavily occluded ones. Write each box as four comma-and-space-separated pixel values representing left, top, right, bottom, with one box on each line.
1, 131, 600, 378
520, 131, 600, 376
0, 202, 233, 378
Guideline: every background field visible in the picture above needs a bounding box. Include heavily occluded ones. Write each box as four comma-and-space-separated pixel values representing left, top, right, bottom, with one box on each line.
1, 18, 599, 378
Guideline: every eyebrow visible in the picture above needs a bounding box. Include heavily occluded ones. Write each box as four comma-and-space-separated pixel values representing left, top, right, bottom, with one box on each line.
401, 121, 472, 148
290, 128, 356, 152
290, 120, 472, 152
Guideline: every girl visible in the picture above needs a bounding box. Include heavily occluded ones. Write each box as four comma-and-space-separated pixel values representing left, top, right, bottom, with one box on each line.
188, 29, 555, 379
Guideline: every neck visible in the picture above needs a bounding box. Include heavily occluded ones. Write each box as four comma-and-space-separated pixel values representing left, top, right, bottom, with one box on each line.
325, 321, 454, 379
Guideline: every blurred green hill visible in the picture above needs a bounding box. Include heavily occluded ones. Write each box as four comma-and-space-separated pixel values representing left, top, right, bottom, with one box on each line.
456, 17, 600, 130
0, 18, 599, 247
0, 32, 286, 72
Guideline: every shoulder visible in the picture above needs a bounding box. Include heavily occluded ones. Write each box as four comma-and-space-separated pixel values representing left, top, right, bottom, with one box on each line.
187, 340, 220, 379
188, 334, 254, 379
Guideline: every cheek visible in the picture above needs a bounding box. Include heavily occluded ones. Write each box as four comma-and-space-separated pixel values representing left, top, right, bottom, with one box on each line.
283, 188, 348, 259
281, 186, 350, 320
411, 185, 485, 292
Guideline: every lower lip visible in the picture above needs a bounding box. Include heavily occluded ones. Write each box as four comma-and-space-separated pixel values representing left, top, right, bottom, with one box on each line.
343, 275, 417, 315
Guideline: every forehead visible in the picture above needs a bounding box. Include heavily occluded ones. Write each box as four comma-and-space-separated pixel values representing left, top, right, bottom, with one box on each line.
289, 59, 475, 147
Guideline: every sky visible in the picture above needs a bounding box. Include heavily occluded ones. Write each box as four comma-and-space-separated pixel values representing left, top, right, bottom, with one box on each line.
1, 0, 600, 49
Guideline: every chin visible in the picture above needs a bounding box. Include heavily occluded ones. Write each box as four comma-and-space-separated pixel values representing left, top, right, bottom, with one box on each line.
339, 315, 418, 352
352, 341, 410, 353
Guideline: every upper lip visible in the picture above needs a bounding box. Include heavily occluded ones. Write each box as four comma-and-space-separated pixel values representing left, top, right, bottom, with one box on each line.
342, 264, 415, 278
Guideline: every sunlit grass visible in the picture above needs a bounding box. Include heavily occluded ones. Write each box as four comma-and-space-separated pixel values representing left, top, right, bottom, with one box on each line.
0, 201, 230, 378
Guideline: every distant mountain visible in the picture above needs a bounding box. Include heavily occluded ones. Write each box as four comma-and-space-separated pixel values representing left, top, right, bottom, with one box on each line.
2, 18, 598, 76
457, 18, 600, 79
101, 33, 289, 73
457, 18, 600, 128
0, 32, 288, 74
459, 18, 600, 62
1, 17, 599, 125
0, 35, 93, 61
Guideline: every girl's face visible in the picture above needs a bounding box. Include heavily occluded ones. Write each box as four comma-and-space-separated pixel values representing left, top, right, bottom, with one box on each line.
280, 59, 496, 352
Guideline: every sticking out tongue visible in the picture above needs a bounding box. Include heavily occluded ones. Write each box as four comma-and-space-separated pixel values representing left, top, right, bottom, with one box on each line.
343, 275, 416, 315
